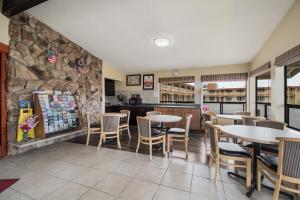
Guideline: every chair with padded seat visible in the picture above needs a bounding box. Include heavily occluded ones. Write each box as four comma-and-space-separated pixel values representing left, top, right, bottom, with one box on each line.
97, 114, 121, 151
119, 110, 131, 138
167, 114, 192, 159
146, 111, 162, 129
202, 112, 216, 139
254, 120, 286, 155
234, 111, 252, 116
86, 112, 101, 146
242, 116, 266, 126
206, 121, 252, 187
257, 137, 300, 200
136, 116, 166, 160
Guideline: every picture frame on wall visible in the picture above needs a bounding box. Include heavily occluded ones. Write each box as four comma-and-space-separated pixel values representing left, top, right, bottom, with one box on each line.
143, 74, 154, 90
126, 74, 141, 86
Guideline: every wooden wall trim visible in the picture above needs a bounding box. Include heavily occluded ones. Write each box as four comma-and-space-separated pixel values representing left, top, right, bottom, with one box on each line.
0, 43, 9, 53
275, 44, 300, 66
250, 61, 271, 76
0, 47, 8, 158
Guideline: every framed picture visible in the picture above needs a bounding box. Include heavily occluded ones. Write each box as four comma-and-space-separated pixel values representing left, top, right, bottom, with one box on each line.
143, 74, 154, 90
126, 74, 141, 86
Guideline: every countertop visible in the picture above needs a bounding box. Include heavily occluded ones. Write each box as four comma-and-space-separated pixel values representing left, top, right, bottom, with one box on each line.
105, 103, 201, 109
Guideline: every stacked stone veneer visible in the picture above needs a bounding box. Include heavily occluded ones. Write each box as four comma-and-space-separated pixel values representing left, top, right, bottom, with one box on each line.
7, 12, 103, 145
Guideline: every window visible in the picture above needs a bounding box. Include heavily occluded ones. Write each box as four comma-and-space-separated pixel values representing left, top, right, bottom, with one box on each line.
160, 82, 195, 103
285, 61, 300, 130
202, 81, 247, 114
256, 72, 271, 119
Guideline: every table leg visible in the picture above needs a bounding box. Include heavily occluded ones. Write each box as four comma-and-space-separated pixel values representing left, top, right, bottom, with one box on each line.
246, 142, 260, 197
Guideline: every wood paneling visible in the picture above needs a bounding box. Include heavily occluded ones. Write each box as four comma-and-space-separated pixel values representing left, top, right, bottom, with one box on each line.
2, 0, 48, 17
0, 43, 8, 158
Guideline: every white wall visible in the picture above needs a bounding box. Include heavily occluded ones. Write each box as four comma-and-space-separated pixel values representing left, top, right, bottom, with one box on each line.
249, 0, 300, 121
0, 13, 9, 45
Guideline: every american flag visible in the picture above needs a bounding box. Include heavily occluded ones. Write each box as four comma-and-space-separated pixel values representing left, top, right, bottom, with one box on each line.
47, 50, 57, 64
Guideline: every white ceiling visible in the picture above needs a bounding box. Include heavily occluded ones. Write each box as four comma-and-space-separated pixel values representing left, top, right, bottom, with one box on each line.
28, 0, 294, 73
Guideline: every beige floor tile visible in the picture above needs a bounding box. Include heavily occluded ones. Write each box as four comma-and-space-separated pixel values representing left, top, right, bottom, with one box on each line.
220, 168, 247, 185
0, 188, 33, 200
191, 176, 225, 199
161, 171, 192, 192
78, 189, 115, 200
223, 182, 262, 200
42, 182, 89, 200
120, 179, 158, 200
93, 159, 124, 171
113, 161, 145, 177
136, 166, 166, 184
54, 165, 90, 181
145, 157, 171, 169
12, 172, 66, 199
168, 159, 194, 174
94, 173, 132, 196
24, 158, 72, 175
193, 163, 221, 181
153, 185, 194, 200
73, 168, 111, 187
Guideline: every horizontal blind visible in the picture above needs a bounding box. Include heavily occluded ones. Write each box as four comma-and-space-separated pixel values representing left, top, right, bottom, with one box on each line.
275, 44, 300, 66
201, 72, 248, 82
158, 76, 195, 83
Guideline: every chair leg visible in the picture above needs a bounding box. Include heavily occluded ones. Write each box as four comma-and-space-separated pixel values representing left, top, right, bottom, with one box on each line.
117, 132, 121, 149
167, 135, 170, 153
97, 134, 103, 151
162, 137, 166, 155
185, 138, 189, 160
208, 155, 213, 167
246, 159, 251, 188
214, 157, 219, 183
136, 137, 140, 153
149, 140, 152, 160
273, 177, 281, 200
86, 131, 90, 146
127, 127, 131, 138
257, 165, 261, 191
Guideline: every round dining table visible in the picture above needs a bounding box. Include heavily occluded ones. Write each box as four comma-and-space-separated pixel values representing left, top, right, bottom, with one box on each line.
219, 125, 300, 197
105, 112, 127, 117
147, 114, 182, 132
216, 114, 243, 124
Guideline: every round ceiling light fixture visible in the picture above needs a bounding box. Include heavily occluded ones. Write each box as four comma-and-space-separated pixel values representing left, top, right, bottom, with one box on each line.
153, 36, 171, 47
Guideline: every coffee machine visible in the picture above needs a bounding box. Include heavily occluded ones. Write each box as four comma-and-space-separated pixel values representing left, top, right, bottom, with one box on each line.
129, 94, 142, 105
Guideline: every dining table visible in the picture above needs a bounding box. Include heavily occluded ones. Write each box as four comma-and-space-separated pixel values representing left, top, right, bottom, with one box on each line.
216, 114, 243, 124
219, 125, 300, 198
146, 114, 182, 152
146, 114, 182, 132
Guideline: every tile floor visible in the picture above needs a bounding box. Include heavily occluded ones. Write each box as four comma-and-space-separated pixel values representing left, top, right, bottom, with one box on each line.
0, 142, 291, 200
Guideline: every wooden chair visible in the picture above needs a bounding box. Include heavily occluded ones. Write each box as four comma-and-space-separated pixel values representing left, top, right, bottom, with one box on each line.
242, 116, 266, 126
251, 120, 287, 156
234, 111, 252, 116
167, 114, 192, 159
86, 112, 101, 146
119, 110, 131, 138
202, 112, 217, 139
146, 111, 162, 129
257, 137, 300, 200
206, 121, 252, 187
97, 114, 121, 151
136, 116, 166, 160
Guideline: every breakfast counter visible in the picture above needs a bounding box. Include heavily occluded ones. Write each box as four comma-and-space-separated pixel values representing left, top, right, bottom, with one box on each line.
105, 104, 201, 130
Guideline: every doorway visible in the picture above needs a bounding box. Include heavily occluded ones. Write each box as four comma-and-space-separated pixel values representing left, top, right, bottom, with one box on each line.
0, 42, 8, 158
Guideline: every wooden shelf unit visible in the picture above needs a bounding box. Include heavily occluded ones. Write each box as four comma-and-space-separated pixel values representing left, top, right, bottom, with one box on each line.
33, 91, 81, 139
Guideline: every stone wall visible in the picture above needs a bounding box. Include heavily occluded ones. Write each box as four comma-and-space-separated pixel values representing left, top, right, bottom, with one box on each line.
7, 12, 103, 144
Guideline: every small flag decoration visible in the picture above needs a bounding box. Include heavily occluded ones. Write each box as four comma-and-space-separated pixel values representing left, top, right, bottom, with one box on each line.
47, 50, 57, 64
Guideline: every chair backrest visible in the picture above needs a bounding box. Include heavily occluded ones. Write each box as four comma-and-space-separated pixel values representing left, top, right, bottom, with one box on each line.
101, 114, 120, 133
234, 111, 252, 116
206, 111, 217, 116
242, 116, 265, 126
277, 137, 300, 179
120, 110, 130, 124
184, 114, 192, 137
146, 111, 161, 127
205, 121, 219, 156
254, 120, 286, 130
137, 116, 151, 137
216, 117, 234, 126
86, 112, 101, 128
